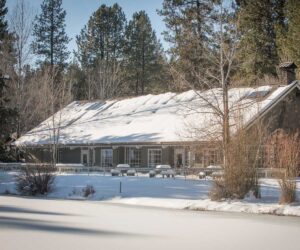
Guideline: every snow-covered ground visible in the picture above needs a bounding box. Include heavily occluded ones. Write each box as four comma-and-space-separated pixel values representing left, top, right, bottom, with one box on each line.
1, 196, 300, 250
1, 172, 300, 216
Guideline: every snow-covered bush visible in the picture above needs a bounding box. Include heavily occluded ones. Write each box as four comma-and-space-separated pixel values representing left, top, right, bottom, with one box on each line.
16, 166, 55, 196
126, 169, 136, 176
82, 185, 95, 197
111, 169, 120, 176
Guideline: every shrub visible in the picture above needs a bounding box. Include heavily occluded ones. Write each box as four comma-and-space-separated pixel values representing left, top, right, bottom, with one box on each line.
210, 172, 260, 201
209, 126, 263, 201
82, 185, 95, 197
4, 189, 10, 195
209, 179, 229, 201
223, 165, 260, 199
16, 166, 55, 196
268, 130, 299, 204
279, 180, 297, 204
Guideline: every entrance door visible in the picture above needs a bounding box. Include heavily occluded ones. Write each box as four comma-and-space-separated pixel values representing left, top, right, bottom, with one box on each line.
81, 149, 89, 166
174, 148, 185, 168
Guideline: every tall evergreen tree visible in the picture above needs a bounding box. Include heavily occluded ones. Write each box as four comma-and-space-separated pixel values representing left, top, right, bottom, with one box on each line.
64, 62, 86, 100
277, 0, 300, 77
32, 0, 70, 67
236, 0, 282, 84
124, 11, 166, 95
76, 3, 126, 67
0, 0, 17, 161
0, 18, 10, 99
159, 0, 216, 85
0, 0, 7, 41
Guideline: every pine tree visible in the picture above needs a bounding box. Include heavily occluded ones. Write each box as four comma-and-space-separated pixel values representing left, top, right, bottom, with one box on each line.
0, 0, 7, 41
74, 4, 127, 99
32, 0, 70, 67
0, 0, 17, 161
158, 0, 216, 85
124, 11, 166, 95
75, 3, 126, 67
64, 62, 86, 100
280, 0, 300, 77
236, 0, 281, 84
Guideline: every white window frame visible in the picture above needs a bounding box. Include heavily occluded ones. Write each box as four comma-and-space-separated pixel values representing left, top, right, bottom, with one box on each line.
148, 149, 162, 168
101, 149, 113, 168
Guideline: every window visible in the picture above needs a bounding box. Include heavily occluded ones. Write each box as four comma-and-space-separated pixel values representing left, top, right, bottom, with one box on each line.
195, 151, 204, 164
101, 149, 113, 168
148, 149, 162, 168
86, 103, 104, 110
81, 149, 89, 165
247, 90, 270, 99
204, 149, 220, 166
83, 154, 88, 164
125, 147, 141, 167
194, 149, 221, 167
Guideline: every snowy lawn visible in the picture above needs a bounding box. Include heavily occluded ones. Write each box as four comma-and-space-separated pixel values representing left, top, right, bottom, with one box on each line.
1, 172, 300, 216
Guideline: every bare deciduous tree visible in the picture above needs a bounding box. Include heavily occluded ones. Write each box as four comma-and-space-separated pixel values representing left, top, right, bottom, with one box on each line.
172, 1, 267, 200
9, 0, 34, 137
172, 0, 238, 169
84, 59, 122, 100
45, 67, 72, 167
20, 66, 72, 167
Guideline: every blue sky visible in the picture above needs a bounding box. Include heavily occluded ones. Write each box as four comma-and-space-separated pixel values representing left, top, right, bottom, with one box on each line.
6, 0, 168, 55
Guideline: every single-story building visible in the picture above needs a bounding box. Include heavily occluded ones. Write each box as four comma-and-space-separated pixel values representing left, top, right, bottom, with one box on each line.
14, 63, 300, 168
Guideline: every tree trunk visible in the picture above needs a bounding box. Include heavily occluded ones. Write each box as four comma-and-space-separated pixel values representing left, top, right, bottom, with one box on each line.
136, 72, 139, 95
50, 1, 54, 66
223, 82, 230, 169
141, 37, 145, 95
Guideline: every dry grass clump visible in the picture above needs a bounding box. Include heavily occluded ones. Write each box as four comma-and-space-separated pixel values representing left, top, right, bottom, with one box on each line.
82, 185, 95, 197
268, 130, 299, 204
16, 166, 55, 196
210, 126, 263, 201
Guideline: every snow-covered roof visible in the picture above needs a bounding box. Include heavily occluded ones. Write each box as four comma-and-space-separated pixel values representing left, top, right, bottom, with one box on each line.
15, 81, 300, 146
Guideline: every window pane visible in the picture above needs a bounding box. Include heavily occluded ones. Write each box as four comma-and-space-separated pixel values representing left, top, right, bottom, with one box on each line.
148, 149, 162, 168
125, 147, 141, 167
101, 149, 113, 168
83, 154, 88, 164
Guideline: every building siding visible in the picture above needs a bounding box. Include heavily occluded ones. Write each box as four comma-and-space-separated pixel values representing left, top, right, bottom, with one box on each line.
118, 147, 125, 166
259, 87, 300, 134
162, 147, 170, 165
113, 148, 119, 167
94, 148, 101, 165
25, 148, 51, 163
24, 145, 180, 167
59, 148, 81, 163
